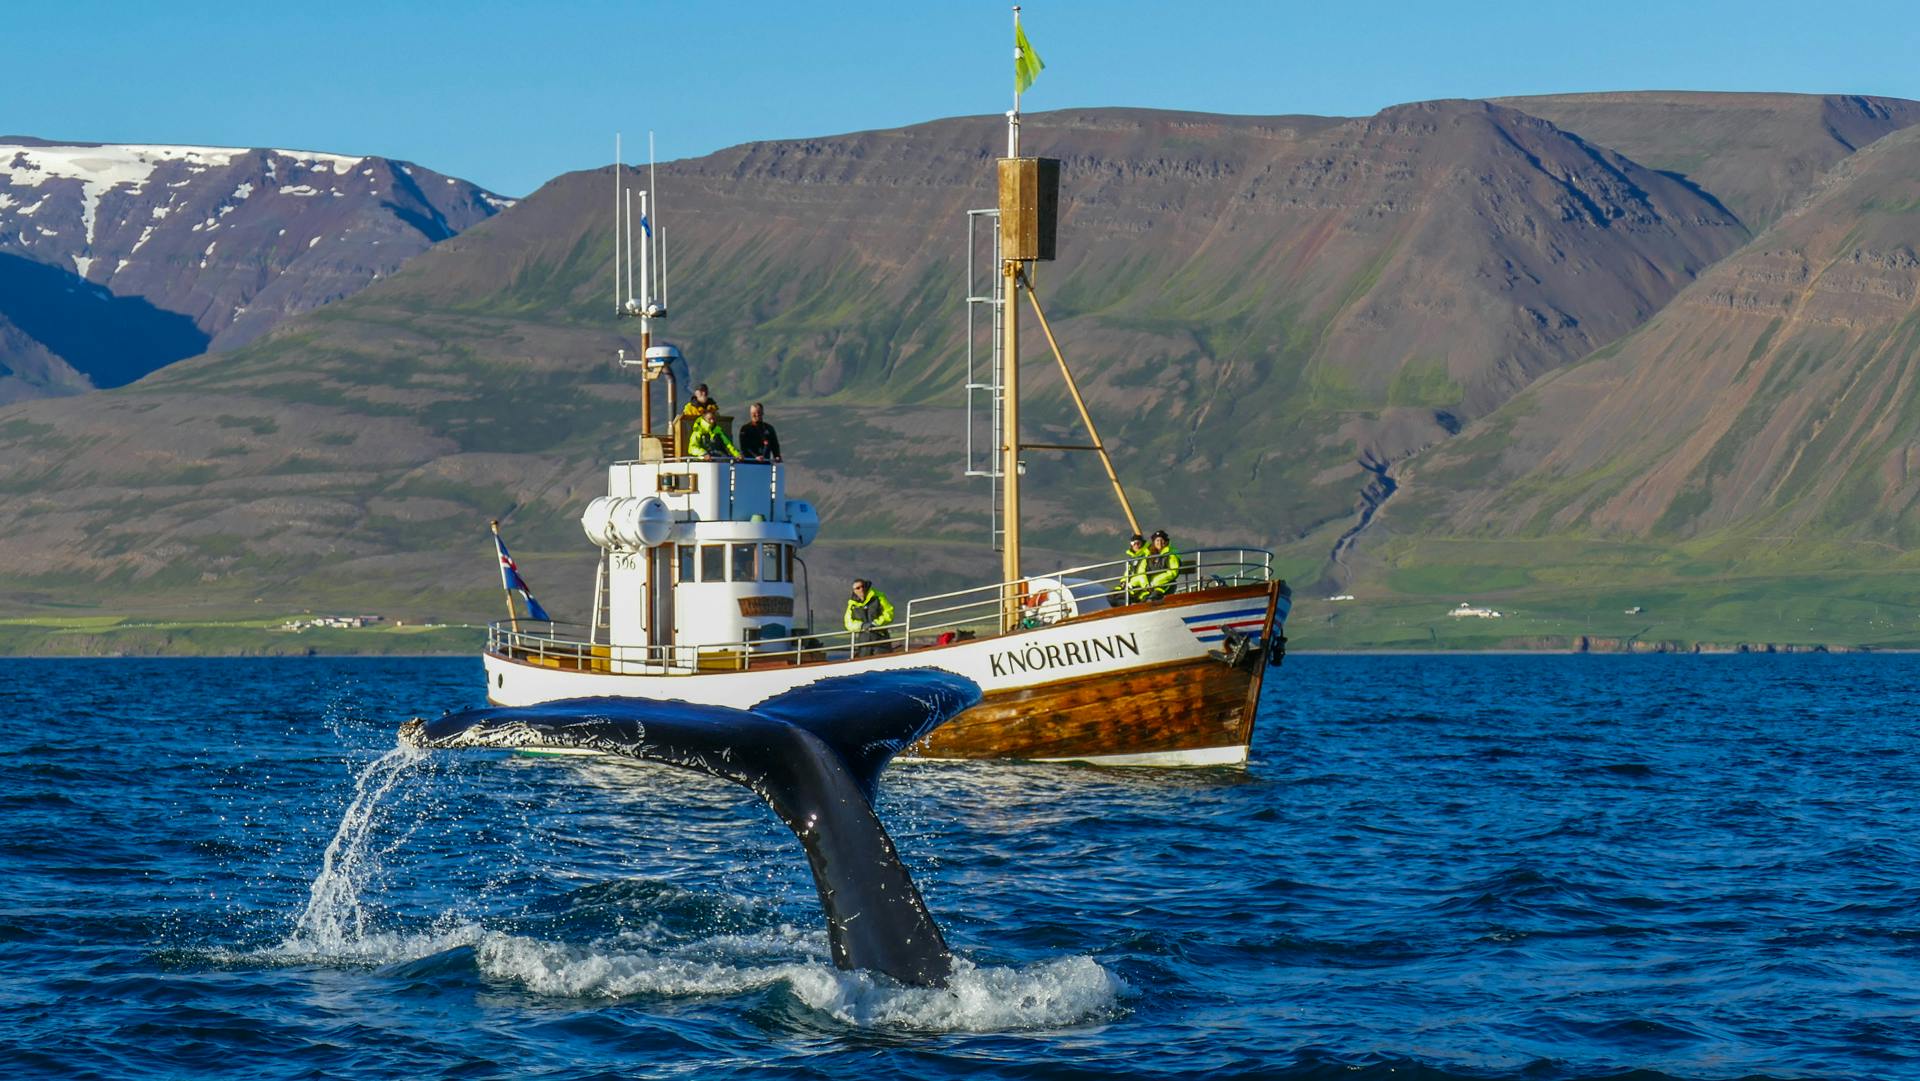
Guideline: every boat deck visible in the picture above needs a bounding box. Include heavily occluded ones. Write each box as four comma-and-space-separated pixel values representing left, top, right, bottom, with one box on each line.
489, 547, 1279, 676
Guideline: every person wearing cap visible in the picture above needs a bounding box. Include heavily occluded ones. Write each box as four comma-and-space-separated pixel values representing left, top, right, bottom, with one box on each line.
844, 578, 895, 658
682, 384, 715, 418
1116, 532, 1148, 604
687, 400, 738, 459
738, 402, 782, 462
1130, 529, 1182, 602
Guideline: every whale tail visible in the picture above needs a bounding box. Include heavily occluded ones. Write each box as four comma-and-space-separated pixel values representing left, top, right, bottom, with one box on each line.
399, 668, 981, 987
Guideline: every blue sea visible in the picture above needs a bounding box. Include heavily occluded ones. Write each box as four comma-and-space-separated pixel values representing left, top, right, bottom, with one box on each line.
3, 655, 1918, 1080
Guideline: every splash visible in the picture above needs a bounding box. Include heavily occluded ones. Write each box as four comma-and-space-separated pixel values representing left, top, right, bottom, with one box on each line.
276, 745, 464, 961
473, 930, 1127, 1031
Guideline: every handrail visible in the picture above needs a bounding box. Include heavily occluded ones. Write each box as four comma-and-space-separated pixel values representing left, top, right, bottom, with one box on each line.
486, 546, 1275, 675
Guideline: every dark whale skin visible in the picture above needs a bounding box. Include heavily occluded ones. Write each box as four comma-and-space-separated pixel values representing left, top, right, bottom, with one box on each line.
401, 668, 981, 988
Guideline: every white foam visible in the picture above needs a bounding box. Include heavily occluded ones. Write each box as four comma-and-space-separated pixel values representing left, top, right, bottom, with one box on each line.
253, 921, 486, 967
473, 931, 1125, 1031
786, 955, 1126, 1031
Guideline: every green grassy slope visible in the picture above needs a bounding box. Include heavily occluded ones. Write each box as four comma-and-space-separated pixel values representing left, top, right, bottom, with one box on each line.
4, 97, 1919, 651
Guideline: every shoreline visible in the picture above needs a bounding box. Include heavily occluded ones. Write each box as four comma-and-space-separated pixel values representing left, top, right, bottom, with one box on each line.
3, 647, 1913, 660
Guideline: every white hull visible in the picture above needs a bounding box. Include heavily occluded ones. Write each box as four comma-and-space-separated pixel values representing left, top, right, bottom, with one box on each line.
486, 590, 1281, 766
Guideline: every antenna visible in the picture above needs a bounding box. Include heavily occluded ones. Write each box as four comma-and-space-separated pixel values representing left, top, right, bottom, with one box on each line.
649, 132, 661, 301
659, 224, 668, 310
625, 187, 636, 310
613, 134, 622, 314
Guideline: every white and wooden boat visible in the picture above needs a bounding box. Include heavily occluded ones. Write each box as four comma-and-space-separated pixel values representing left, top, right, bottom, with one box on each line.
482, 67, 1289, 767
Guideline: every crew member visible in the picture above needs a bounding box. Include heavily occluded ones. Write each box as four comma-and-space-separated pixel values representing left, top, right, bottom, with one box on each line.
682, 383, 715, 418
677, 384, 717, 456
1114, 532, 1148, 605
844, 578, 895, 658
1131, 529, 1182, 602
688, 401, 738, 458
738, 402, 782, 462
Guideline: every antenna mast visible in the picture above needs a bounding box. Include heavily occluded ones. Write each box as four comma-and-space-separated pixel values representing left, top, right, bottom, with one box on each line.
613, 133, 669, 441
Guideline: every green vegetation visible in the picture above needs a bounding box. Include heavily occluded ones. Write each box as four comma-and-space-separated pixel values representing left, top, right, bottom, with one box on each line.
1312, 533, 1920, 650
0, 614, 483, 657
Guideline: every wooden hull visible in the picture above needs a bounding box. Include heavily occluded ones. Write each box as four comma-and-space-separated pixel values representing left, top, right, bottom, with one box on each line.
912, 654, 1258, 763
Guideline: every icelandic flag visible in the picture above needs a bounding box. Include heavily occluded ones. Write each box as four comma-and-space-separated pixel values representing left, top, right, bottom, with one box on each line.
494, 531, 552, 622
638, 213, 652, 239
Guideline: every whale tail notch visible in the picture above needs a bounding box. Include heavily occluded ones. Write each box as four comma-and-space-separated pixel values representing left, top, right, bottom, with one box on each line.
399, 668, 982, 987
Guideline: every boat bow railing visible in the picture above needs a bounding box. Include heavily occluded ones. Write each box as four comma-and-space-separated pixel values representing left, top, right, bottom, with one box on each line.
487, 547, 1274, 675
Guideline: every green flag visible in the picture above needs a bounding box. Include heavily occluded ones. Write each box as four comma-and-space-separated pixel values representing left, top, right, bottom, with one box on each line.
1015, 19, 1044, 95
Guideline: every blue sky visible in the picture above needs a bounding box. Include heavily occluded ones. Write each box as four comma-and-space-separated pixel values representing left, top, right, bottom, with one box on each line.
17, 1, 1920, 195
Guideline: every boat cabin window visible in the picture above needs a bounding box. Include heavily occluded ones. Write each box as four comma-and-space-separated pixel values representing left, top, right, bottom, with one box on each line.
677, 544, 693, 583
701, 544, 725, 582
761, 543, 783, 582
732, 543, 758, 582
785, 545, 796, 582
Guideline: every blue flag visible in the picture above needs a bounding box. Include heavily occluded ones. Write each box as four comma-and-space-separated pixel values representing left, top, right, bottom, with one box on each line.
639, 213, 652, 239
494, 531, 552, 623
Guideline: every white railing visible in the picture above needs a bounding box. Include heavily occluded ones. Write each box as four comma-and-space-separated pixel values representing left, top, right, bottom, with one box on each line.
488, 547, 1275, 675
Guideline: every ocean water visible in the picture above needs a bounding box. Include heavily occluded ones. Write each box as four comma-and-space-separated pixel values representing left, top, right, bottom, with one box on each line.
2, 655, 1917, 1080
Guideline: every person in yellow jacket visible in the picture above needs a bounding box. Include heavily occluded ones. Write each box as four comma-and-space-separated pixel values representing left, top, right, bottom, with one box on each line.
682, 383, 714, 418
844, 578, 895, 657
688, 401, 738, 458
1113, 532, 1148, 605
1128, 529, 1182, 602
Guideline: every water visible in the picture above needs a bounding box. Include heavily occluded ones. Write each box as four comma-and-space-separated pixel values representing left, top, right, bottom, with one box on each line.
2, 656, 1917, 1079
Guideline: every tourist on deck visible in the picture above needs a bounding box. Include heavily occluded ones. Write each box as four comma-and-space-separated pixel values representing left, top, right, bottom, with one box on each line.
688, 401, 738, 459
682, 384, 715, 418
1129, 529, 1182, 602
1113, 532, 1148, 605
844, 579, 895, 658
738, 402, 782, 462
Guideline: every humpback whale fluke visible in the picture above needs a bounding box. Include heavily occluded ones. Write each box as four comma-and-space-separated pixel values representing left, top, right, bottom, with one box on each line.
398, 668, 982, 988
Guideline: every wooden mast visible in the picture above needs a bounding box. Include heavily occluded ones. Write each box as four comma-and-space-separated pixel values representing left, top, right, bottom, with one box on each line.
999, 5, 1028, 629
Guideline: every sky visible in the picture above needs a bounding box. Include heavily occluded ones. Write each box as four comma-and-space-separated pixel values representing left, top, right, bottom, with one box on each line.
15, 1, 1920, 196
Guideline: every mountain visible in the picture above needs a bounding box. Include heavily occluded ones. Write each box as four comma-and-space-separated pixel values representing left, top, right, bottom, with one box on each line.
1494, 93, 1920, 229
7, 93, 1920, 647
1326, 122, 1920, 648
0, 100, 1755, 623
1387, 122, 1920, 542
0, 139, 510, 401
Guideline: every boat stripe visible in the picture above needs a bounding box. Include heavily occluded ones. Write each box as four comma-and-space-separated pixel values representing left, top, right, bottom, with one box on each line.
1181, 607, 1267, 624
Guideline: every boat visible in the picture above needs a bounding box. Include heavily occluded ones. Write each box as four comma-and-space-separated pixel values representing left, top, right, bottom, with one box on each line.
481, 38, 1290, 766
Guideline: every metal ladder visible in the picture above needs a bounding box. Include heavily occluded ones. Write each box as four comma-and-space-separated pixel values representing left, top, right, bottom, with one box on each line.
964, 208, 1005, 552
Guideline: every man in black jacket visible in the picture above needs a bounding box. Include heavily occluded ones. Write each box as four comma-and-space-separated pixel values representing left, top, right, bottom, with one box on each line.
738, 402, 782, 462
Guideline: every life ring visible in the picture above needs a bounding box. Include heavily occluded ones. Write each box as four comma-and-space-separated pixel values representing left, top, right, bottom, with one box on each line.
1021, 590, 1051, 609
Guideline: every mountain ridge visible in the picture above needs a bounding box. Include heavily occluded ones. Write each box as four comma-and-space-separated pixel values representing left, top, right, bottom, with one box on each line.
3, 93, 1920, 648
0, 138, 508, 401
